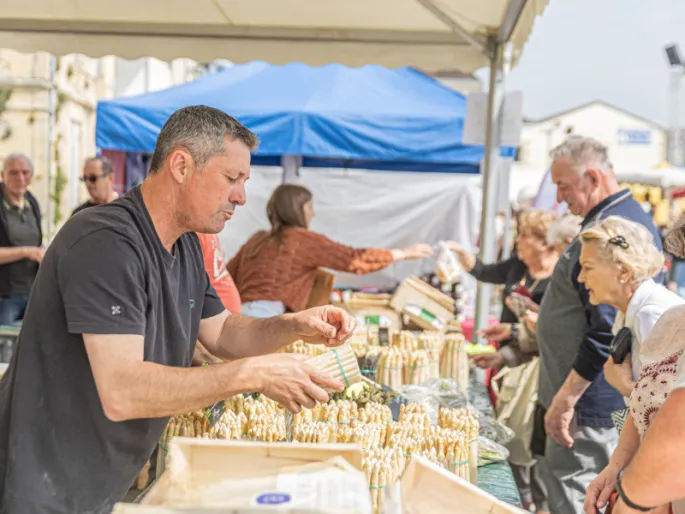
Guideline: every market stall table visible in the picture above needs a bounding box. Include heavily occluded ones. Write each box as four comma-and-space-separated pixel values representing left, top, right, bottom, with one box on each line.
470, 373, 522, 507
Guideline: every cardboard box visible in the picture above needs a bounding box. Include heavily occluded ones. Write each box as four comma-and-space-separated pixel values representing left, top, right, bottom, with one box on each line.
141, 439, 369, 512
399, 456, 525, 514
346, 307, 402, 332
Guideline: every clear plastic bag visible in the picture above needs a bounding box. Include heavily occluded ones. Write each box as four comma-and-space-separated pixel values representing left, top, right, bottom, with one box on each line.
435, 241, 461, 285
475, 435, 510, 466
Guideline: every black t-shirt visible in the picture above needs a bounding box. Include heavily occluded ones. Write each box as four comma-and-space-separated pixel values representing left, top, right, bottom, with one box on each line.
70, 200, 97, 217
0, 186, 225, 513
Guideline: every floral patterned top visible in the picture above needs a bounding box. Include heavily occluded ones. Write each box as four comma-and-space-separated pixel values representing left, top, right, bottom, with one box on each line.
631, 349, 685, 436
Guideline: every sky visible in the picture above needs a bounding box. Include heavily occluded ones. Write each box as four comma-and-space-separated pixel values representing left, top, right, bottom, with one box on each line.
480, 0, 685, 126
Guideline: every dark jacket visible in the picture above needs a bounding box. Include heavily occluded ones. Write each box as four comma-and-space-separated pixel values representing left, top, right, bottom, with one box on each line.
0, 183, 42, 296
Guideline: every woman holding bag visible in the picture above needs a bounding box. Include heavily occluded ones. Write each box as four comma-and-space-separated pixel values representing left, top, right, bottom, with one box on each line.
469, 210, 573, 514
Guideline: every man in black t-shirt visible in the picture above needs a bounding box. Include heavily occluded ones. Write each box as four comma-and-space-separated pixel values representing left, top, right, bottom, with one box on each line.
0, 106, 354, 514
71, 155, 119, 217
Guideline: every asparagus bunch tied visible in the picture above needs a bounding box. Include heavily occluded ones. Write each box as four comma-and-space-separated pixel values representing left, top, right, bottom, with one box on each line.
161, 409, 245, 447
363, 448, 403, 513
305, 342, 362, 391
377, 347, 404, 389
440, 333, 470, 392
438, 407, 480, 484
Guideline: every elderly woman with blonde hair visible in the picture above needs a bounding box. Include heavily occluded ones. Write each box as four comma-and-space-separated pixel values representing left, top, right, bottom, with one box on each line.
581, 216, 684, 514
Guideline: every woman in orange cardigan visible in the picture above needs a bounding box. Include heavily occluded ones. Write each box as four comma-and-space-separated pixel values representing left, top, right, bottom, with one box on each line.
228, 184, 433, 318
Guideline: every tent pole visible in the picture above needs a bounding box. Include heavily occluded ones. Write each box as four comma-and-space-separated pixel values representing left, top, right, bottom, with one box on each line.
473, 40, 505, 343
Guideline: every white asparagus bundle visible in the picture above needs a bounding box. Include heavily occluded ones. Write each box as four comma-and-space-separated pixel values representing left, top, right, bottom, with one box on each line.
391, 331, 418, 351
306, 342, 361, 390
417, 331, 445, 351
440, 333, 469, 392
377, 347, 404, 389
292, 422, 332, 444
358, 402, 392, 426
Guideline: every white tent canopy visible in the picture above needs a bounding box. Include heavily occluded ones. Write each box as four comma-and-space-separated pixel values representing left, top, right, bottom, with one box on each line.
0, 0, 548, 72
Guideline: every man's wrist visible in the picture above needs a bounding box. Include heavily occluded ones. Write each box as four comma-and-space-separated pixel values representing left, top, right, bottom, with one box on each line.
230, 358, 263, 394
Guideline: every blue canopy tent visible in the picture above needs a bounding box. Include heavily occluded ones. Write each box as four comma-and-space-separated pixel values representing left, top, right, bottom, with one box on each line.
96, 61, 514, 173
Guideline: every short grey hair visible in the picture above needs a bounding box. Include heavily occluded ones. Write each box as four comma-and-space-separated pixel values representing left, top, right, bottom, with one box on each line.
149, 105, 259, 174
85, 155, 114, 176
550, 135, 613, 175
2, 152, 34, 174
547, 214, 582, 247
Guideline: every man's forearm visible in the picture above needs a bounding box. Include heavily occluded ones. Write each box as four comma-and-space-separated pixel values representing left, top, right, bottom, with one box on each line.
214, 313, 298, 359
104, 359, 257, 421
193, 341, 224, 365
0, 246, 28, 265
558, 369, 592, 404
621, 389, 685, 508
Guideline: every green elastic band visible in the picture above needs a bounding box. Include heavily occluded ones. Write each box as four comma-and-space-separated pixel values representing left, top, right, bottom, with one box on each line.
403, 453, 412, 457
453, 460, 469, 465
338, 421, 351, 425
361, 369, 376, 375
333, 348, 350, 387
159, 443, 168, 452
369, 485, 386, 490
379, 366, 403, 370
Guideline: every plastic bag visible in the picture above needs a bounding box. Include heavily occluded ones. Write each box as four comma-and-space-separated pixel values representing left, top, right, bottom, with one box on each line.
435, 241, 461, 285
476, 435, 510, 466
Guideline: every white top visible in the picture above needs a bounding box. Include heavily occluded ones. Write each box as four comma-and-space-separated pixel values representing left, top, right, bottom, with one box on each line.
612, 279, 684, 382
629, 304, 685, 514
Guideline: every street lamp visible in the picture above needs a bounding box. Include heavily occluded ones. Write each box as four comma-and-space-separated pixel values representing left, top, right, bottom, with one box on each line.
665, 43, 685, 165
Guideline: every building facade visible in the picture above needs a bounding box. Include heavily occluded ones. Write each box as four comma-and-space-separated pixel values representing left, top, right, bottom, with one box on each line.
0, 51, 201, 238
516, 100, 668, 174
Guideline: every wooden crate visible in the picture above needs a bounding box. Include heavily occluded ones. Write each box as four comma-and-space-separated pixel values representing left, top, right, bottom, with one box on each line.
306, 269, 336, 308
143, 438, 365, 507
390, 277, 455, 331
400, 456, 525, 514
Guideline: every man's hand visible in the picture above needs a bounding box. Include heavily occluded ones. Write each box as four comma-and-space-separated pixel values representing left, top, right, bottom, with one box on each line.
248, 353, 344, 413
476, 323, 512, 342
604, 355, 635, 398
289, 305, 357, 347
471, 352, 505, 370
23, 246, 44, 263
545, 391, 576, 448
585, 464, 620, 514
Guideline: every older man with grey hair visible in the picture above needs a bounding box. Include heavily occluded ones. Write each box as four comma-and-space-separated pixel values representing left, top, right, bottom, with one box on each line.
0, 153, 43, 326
535, 136, 662, 514
0, 106, 356, 514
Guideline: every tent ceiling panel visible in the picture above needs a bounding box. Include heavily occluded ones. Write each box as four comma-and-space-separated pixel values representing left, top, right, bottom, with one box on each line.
0, 0, 549, 72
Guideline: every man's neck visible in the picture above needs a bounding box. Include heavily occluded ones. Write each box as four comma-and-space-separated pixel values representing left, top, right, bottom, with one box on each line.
4, 191, 25, 209
93, 191, 119, 205
583, 182, 622, 218
140, 178, 184, 253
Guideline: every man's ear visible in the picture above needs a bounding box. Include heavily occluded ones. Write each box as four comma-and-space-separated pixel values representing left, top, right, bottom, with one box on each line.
585, 167, 602, 186
167, 148, 194, 184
